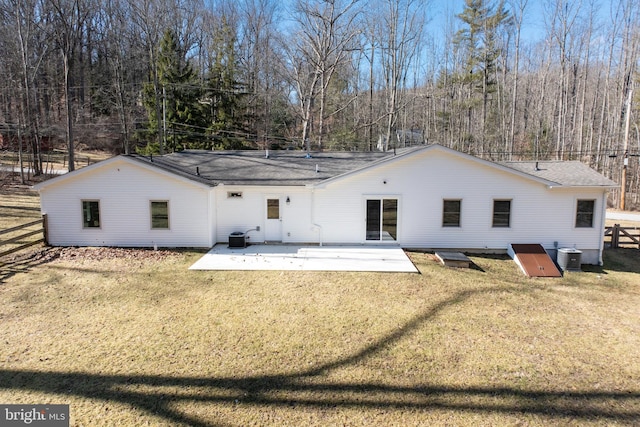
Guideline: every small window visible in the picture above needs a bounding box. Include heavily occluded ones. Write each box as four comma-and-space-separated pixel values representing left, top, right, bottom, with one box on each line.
227, 191, 243, 199
150, 201, 169, 229
267, 198, 279, 219
443, 199, 461, 227
82, 200, 100, 228
493, 200, 511, 227
576, 199, 595, 228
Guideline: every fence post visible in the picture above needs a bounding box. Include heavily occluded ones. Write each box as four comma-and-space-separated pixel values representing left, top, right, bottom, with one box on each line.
42, 214, 49, 246
612, 224, 620, 249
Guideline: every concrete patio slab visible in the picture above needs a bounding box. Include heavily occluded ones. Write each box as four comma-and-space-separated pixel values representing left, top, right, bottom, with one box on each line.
189, 244, 418, 272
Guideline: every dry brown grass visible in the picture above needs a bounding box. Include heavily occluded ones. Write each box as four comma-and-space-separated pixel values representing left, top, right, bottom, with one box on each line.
0, 183, 43, 259
0, 150, 112, 173
1, 187, 639, 425
0, 246, 639, 426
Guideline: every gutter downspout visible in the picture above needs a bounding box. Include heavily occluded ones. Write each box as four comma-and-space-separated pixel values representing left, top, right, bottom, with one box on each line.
310, 187, 323, 246
208, 188, 214, 247
214, 184, 223, 246
598, 191, 608, 265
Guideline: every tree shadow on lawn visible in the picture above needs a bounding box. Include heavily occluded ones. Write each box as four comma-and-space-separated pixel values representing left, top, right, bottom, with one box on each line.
585, 248, 640, 274
1, 289, 638, 426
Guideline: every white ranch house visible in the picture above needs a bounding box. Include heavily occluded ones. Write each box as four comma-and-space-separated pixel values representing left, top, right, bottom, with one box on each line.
34, 144, 617, 265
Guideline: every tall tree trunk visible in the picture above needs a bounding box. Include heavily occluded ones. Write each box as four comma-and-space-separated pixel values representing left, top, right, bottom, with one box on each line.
63, 50, 75, 172
369, 41, 374, 151
16, 1, 42, 176
508, 0, 527, 160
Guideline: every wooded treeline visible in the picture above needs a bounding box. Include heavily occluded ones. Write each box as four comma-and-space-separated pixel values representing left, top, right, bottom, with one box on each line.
0, 0, 638, 205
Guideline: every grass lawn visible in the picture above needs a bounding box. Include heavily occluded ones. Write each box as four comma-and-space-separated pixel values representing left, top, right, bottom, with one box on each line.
1, 185, 639, 425
0, 183, 43, 259
0, 244, 639, 426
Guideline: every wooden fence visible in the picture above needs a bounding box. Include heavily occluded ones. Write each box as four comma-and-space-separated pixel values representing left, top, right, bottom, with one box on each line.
604, 224, 640, 249
0, 215, 47, 258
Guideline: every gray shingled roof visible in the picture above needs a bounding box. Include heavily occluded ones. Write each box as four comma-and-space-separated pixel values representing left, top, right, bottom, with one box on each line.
501, 161, 618, 187
128, 149, 402, 186
126, 146, 618, 188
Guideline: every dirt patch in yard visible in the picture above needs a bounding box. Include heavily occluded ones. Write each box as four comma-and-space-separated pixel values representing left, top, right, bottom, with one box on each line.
53, 246, 180, 262
1, 246, 184, 284
4, 246, 180, 264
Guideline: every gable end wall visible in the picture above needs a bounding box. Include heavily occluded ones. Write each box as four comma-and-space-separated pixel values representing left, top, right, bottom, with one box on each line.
40, 160, 211, 247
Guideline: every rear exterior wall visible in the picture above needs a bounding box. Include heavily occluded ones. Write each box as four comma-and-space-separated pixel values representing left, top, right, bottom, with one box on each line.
214, 186, 316, 244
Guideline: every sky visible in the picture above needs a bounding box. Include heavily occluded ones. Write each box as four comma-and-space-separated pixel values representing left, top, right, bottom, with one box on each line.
427, 0, 618, 44
277, 0, 623, 83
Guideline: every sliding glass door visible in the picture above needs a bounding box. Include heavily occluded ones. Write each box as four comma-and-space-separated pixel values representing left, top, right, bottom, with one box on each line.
366, 199, 397, 241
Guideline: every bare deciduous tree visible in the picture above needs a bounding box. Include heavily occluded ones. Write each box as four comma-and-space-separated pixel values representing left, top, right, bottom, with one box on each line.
288, 0, 361, 152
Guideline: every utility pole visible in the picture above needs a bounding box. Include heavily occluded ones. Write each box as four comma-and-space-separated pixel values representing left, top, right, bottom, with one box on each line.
620, 87, 633, 210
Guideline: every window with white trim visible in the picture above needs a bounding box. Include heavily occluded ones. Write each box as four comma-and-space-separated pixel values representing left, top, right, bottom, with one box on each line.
442, 199, 461, 227
492, 200, 511, 227
82, 200, 100, 228
575, 199, 595, 228
150, 201, 169, 229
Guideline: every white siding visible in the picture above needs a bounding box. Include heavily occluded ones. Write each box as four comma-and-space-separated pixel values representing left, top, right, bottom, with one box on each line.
214, 186, 316, 244
313, 149, 607, 264
40, 159, 211, 247
38, 148, 609, 264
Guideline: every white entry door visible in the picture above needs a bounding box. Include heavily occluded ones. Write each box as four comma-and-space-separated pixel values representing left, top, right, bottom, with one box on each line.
264, 197, 282, 242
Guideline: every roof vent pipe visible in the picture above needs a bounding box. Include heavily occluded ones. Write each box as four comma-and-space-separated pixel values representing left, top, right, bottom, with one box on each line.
265, 149, 269, 159
316, 164, 319, 173
535, 161, 540, 171
196, 166, 200, 176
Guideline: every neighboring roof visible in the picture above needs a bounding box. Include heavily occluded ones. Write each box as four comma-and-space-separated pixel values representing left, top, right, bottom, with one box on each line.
501, 160, 619, 188
126, 148, 418, 186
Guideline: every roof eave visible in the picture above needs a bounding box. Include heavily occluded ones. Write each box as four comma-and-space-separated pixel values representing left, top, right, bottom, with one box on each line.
312, 145, 430, 188
34, 155, 213, 191
33, 156, 119, 191
547, 184, 619, 189
126, 155, 214, 188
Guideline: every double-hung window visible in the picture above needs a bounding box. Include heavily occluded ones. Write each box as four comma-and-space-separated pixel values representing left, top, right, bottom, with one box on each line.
82, 200, 100, 228
151, 201, 170, 229
492, 200, 511, 227
442, 199, 461, 227
575, 200, 595, 228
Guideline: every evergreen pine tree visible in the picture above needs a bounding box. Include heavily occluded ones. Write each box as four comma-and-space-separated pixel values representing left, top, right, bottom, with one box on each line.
454, 0, 510, 153
142, 30, 206, 153
203, 18, 249, 150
